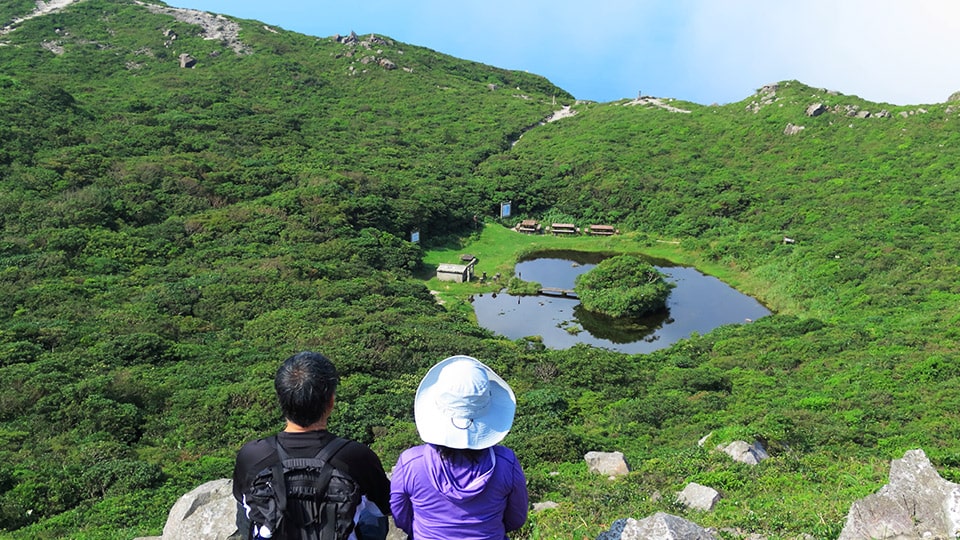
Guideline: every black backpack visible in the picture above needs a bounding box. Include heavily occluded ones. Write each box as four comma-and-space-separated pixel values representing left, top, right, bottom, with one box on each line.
246, 436, 361, 540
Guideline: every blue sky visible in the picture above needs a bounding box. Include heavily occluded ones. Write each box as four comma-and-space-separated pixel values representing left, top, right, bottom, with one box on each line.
166, 0, 960, 106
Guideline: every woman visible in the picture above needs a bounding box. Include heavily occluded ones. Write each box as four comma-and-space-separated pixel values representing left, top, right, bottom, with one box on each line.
390, 355, 529, 539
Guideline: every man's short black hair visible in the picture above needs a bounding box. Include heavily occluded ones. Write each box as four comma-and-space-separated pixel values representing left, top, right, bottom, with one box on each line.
275, 351, 339, 428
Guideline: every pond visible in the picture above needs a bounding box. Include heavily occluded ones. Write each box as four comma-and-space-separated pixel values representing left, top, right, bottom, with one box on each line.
471, 250, 771, 354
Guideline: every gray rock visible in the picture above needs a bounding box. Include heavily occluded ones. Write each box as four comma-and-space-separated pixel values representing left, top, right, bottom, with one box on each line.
720, 440, 769, 465
784, 123, 805, 135
677, 482, 721, 511
533, 501, 560, 512
178, 53, 196, 68
596, 512, 716, 540
585, 451, 630, 477
838, 449, 960, 540
162, 478, 238, 540
806, 103, 827, 117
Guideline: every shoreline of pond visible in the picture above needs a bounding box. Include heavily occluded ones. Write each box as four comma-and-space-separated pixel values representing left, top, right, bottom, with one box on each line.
470, 251, 772, 353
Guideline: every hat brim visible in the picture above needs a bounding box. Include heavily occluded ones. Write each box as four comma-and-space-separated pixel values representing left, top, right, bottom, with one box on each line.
414, 356, 516, 450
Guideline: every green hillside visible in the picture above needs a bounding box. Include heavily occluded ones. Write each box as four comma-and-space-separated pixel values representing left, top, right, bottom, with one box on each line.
1, 1, 958, 538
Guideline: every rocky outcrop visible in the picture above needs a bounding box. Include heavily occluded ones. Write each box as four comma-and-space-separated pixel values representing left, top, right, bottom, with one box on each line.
1, 0, 81, 37
838, 449, 960, 540
596, 512, 717, 540
746, 84, 779, 113
334, 32, 401, 72
138, 2, 250, 55
585, 451, 630, 477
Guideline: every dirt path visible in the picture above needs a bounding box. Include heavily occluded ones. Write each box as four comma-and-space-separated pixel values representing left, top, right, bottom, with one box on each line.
623, 96, 692, 113
546, 105, 577, 122
1, 0, 82, 36
137, 1, 249, 54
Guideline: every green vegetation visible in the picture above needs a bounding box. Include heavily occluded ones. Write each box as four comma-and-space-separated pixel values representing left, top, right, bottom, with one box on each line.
574, 254, 673, 317
0, 1, 959, 538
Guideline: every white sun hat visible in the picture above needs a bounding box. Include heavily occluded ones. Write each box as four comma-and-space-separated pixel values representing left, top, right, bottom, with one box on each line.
414, 355, 517, 450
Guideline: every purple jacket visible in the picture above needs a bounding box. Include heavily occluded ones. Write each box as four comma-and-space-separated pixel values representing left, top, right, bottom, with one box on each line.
390, 444, 528, 539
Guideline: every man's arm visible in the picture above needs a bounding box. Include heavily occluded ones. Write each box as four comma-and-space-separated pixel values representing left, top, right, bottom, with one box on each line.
337, 441, 392, 516
235, 499, 252, 540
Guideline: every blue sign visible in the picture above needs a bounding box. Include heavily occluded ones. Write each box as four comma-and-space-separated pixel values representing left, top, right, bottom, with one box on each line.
411, 230, 420, 243
500, 201, 511, 219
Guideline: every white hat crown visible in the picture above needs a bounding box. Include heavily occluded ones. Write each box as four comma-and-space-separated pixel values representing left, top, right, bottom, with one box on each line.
435, 361, 492, 419
414, 356, 516, 450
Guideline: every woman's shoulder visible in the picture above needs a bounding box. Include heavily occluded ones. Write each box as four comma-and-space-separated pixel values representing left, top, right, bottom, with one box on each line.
393, 443, 433, 465
493, 444, 519, 460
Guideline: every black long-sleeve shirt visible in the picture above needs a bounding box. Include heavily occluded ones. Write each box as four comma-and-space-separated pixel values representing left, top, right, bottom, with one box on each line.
233, 429, 391, 516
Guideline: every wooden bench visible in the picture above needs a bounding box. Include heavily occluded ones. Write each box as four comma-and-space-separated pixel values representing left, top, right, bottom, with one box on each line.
516, 219, 541, 234
549, 223, 579, 235
587, 224, 617, 236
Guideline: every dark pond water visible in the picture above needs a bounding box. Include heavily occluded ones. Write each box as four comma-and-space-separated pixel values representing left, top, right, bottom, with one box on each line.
472, 250, 771, 354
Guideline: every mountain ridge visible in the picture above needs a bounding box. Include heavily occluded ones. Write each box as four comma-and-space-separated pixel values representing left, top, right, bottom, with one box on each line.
6, 0, 951, 108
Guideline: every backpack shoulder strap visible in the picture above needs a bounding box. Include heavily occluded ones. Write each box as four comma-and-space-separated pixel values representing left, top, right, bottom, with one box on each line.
313, 436, 350, 463
265, 435, 289, 515
314, 437, 352, 540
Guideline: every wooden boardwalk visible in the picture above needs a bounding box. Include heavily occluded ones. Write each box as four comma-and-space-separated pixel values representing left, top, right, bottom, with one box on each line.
539, 287, 577, 297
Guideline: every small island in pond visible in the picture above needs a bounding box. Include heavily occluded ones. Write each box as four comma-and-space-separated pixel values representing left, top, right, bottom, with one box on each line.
574, 254, 675, 318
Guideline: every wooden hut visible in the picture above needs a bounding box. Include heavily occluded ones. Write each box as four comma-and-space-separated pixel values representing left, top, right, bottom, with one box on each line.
436, 258, 477, 283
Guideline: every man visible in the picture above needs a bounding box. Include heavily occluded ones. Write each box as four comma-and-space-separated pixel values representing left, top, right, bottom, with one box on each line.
233, 351, 390, 539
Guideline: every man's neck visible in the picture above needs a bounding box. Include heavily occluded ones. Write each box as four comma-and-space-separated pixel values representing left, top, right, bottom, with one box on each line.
283, 418, 328, 433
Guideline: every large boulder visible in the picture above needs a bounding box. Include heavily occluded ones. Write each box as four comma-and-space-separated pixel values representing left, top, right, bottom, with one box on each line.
677, 482, 721, 512
585, 451, 630, 477
806, 103, 827, 116
720, 440, 769, 465
162, 479, 239, 540
157, 478, 406, 540
838, 449, 960, 540
596, 512, 716, 540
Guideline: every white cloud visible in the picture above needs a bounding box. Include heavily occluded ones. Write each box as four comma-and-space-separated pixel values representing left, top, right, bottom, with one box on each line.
682, 0, 960, 104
